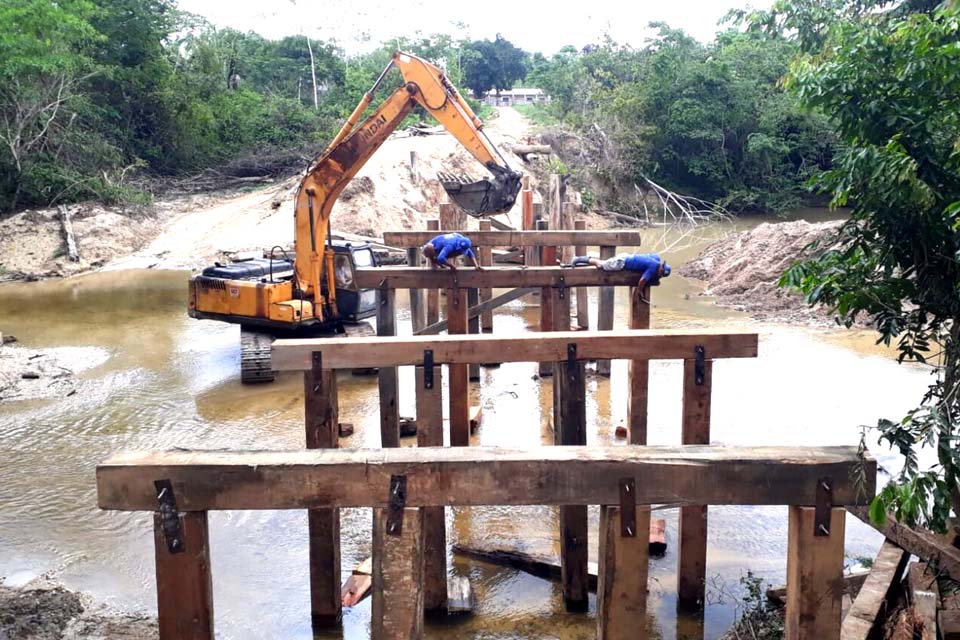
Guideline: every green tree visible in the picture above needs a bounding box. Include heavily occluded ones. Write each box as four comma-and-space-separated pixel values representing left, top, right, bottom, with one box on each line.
776, 3, 960, 532
461, 35, 526, 98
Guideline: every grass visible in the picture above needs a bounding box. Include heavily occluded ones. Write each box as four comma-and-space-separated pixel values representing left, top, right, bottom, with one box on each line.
513, 103, 561, 126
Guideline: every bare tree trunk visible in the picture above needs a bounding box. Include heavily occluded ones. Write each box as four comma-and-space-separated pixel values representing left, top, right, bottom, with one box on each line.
306, 37, 319, 111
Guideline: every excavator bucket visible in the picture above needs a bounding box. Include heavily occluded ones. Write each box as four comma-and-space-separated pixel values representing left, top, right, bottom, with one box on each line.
438, 167, 522, 217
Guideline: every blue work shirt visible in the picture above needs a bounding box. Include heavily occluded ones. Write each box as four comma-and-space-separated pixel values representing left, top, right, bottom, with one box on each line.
430, 233, 475, 264
623, 253, 671, 285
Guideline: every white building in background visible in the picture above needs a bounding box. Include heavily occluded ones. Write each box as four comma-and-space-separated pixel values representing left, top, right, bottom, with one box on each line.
483, 88, 551, 107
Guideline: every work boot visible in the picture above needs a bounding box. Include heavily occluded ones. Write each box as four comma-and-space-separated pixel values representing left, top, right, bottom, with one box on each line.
570, 255, 592, 267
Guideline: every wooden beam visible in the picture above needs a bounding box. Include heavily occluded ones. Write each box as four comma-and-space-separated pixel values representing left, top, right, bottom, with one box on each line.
467, 287, 480, 381
371, 508, 424, 640
848, 507, 960, 583
272, 330, 758, 371
415, 363, 447, 613
377, 288, 399, 448
446, 288, 470, 446
627, 286, 651, 445
479, 220, 493, 332
406, 248, 425, 333
596, 245, 617, 376
355, 266, 648, 290
439, 202, 465, 231
415, 287, 538, 335
154, 511, 214, 640
785, 507, 846, 640
382, 230, 643, 248
425, 219, 439, 328
304, 360, 341, 627
841, 540, 909, 640
678, 357, 712, 610
574, 220, 589, 330
98, 445, 876, 511
538, 220, 556, 377
597, 505, 650, 640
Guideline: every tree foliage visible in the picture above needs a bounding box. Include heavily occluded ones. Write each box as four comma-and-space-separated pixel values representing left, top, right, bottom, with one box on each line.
461, 35, 527, 98
773, 1, 960, 532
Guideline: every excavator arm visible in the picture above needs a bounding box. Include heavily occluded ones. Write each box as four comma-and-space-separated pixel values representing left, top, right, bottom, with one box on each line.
293, 50, 522, 304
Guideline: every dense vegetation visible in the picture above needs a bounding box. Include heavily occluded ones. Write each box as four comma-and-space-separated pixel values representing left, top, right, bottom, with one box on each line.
0, 1, 501, 213
770, 0, 960, 533
524, 28, 836, 214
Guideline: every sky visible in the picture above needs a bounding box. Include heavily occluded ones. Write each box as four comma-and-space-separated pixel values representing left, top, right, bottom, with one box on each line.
175, 0, 774, 55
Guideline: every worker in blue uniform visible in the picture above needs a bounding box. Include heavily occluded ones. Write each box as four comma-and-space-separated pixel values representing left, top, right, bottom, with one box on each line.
570, 252, 671, 290
421, 233, 482, 270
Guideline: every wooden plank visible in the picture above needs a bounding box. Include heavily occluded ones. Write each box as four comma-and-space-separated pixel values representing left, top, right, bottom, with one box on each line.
98, 445, 876, 511
304, 361, 341, 626
597, 505, 650, 640
848, 507, 960, 583
371, 508, 424, 640
678, 357, 712, 610
769, 570, 869, 607
627, 286, 651, 445
554, 321, 588, 610
446, 288, 470, 447
273, 330, 759, 371
415, 364, 447, 612
785, 507, 846, 640
355, 265, 651, 290
377, 288, 399, 448
383, 230, 644, 248
574, 219, 589, 330
596, 245, 617, 376
479, 220, 493, 332
840, 540, 909, 640
415, 287, 537, 335
907, 562, 939, 640
468, 287, 480, 381
406, 248, 425, 333
154, 511, 213, 640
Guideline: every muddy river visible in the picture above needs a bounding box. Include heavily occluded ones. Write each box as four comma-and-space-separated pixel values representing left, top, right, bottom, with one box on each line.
0, 211, 930, 639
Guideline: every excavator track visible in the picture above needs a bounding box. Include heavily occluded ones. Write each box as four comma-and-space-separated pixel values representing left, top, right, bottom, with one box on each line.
240, 328, 275, 384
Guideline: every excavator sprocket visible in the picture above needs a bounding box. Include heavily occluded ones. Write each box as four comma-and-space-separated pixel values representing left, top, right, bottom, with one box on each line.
240, 328, 276, 384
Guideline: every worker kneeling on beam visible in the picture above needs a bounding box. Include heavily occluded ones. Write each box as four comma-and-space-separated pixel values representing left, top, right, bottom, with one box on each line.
570, 251, 671, 294
422, 233, 483, 271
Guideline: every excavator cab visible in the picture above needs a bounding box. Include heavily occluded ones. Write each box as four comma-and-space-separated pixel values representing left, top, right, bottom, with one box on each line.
438, 164, 522, 217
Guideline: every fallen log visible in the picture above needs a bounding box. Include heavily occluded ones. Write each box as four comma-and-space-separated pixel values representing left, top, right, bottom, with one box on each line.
840, 540, 910, 640
849, 507, 960, 583
57, 205, 79, 262
767, 570, 870, 608
507, 143, 553, 158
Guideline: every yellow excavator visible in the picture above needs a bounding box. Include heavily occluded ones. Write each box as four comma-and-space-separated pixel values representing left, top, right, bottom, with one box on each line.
188, 51, 522, 382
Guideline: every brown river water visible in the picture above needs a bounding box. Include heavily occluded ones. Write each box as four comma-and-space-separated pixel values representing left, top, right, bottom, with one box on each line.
0, 210, 931, 639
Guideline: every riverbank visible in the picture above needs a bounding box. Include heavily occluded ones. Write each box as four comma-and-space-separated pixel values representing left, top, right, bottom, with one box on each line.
0, 578, 155, 640
0, 337, 109, 402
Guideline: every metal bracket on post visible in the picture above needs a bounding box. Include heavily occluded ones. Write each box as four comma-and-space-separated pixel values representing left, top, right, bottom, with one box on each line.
619, 477, 637, 538
557, 276, 566, 300
814, 477, 833, 536
423, 349, 434, 389
311, 351, 323, 394
155, 479, 185, 554
386, 475, 407, 536
567, 343, 578, 382
694, 345, 706, 386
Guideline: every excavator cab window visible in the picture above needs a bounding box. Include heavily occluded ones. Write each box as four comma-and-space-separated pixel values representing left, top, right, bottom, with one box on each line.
334, 253, 354, 289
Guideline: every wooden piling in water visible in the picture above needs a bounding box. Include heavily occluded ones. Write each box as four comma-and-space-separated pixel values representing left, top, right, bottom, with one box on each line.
627, 285, 651, 445
678, 354, 712, 609
377, 288, 400, 448
304, 356, 341, 627
479, 220, 493, 332
596, 245, 616, 376
415, 360, 447, 612
574, 219, 589, 330
407, 247, 425, 333
154, 511, 214, 640
372, 507, 425, 640
785, 506, 846, 640
597, 505, 650, 639
446, 287, 470, 446
538, 220, 555, 377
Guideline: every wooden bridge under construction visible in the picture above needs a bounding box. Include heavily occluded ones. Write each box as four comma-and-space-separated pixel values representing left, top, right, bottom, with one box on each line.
95, 198, 877, 640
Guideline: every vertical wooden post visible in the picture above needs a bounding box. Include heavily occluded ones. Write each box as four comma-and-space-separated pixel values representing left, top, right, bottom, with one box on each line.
377, 287, 399, 448
446, 287, 470, 446
478, 220, 493, 332
305, 357, 341, 627
372, 508, 425, 640
468, 286, 480, 381
561, 202, 576, 264
785, 507, 846, 640
627, 286, 651, 445
678, 355, 712, 609
596, 245, 616, 376
439, 202, 465, 231
154, 511, 214, 640
425, 219, 439, 330
415, 359, 447, 612
406, 248, 424, 333
574, 219, 589, 330
522, 176, 536, 267
597, 505, 650, 640
554, 330, 588, 611
538, 220, 555, 377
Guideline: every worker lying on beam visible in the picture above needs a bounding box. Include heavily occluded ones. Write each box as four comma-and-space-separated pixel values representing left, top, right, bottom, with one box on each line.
569, 252, 671, 299
422, 232, 483, 271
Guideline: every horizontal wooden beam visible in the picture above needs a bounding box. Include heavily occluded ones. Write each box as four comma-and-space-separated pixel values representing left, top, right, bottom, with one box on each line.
97, 445, 874, 512
356, 266, 644, 289
272, 330, 758, 371
415, 287, 537, 336
382, 230, 642, 248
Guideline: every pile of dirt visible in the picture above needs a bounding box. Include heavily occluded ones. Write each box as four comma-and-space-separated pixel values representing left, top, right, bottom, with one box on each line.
0, 338, 109, 402
0, 581, 155, 640
680, 220, 843, 324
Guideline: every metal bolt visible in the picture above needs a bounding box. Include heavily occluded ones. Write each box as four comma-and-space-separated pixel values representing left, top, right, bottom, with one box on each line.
818, 524, 829, 535
626, 526, 634, 536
